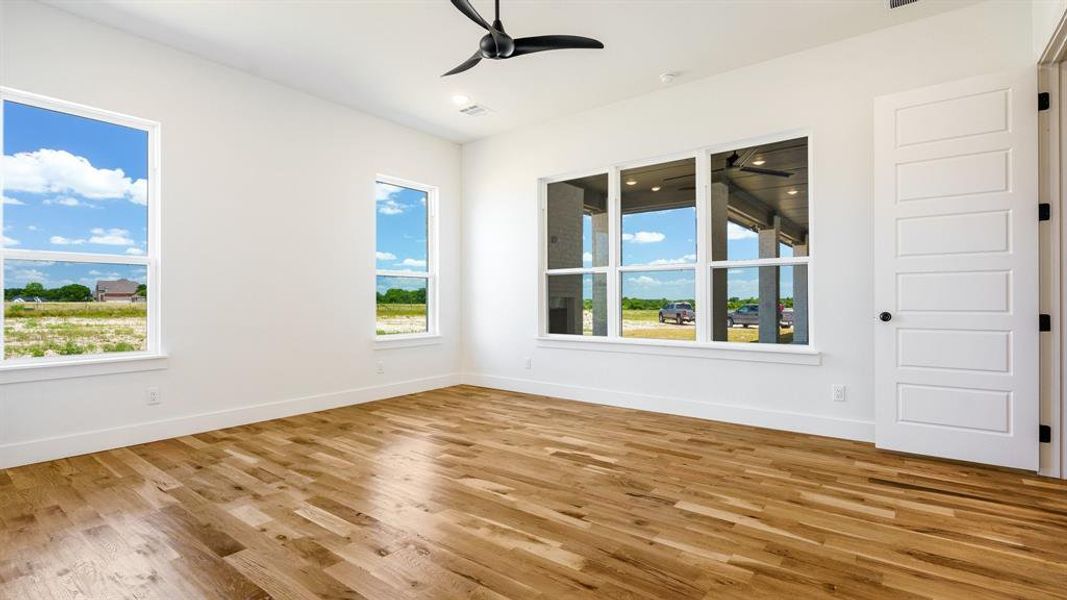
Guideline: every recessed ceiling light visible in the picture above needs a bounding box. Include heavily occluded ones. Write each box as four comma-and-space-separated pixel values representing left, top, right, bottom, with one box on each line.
752, 159, 766, 166
787, 189, 798, 195
651, 186, 661, 192
451, 94, 470, 106
659, 71, 679, 84
625, 179, 638, 186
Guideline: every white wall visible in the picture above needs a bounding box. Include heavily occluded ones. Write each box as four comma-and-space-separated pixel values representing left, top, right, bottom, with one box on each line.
460, 1, 1037, 441
0, 1, 462, 468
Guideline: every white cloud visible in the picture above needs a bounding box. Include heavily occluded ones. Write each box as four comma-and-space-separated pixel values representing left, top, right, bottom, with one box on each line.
626, 274, 695, 288
2, 149, 147, 204
628, 275, 660, 286
727, 222, 757, 240
125, 247, 145, 255
622, 231, 665, 244
43, 196, 82, 207
11, 268, 46, 283
129, 179, 148, 205
375, 182, 400, 201
647, 254, 696, 265
89, 227, 135, 246
397, 258, 427, 268
88, 270, 102, 276
2, 195, 24, 205
378, 199, 404, 215
582, 251, 593, 264
50, 235, 85, 245
375, 182, 406, 215
27, 225, 38, 231
376, 251, 397, 260
3, 235, 19, 247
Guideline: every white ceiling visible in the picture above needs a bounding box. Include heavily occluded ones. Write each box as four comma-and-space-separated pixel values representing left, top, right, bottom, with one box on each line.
43, 0, 981, 143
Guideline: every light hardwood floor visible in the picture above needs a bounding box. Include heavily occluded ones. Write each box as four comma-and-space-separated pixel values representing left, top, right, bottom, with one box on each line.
2, 385, 1066, 599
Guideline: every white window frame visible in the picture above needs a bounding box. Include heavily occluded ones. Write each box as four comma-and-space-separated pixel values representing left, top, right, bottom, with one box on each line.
374, 174, 439, 343
0, 88, 164, 376
538, 130, 817, 363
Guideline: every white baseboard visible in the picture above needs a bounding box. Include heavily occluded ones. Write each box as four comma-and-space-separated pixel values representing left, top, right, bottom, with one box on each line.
0, 373, 460, 469
461, 373, 875, 443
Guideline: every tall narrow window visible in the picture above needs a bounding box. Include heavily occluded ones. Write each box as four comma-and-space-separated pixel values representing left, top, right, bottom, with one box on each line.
620, 158, 697, 341
544, 173, 609, 336
375, 177, 436, 337
709, 137, 809, 345
1, 90, 159, 363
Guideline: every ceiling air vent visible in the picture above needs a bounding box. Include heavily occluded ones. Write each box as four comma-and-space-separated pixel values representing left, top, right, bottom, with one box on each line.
458, 103, 493, 117
889, 0, 918, 8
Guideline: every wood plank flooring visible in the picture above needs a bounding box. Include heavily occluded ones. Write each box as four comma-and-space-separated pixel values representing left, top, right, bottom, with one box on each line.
2, 385, 1067, 599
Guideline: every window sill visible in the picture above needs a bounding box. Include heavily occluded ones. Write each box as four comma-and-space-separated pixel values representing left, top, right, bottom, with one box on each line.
535, 336, 821, 365
374, 334, 443, 349
0, 353, 169, 384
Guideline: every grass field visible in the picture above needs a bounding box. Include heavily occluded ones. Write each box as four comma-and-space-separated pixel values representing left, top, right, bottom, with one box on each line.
376, 303, 428, 335
613, 309, 794, 343
4, 302, 147, 359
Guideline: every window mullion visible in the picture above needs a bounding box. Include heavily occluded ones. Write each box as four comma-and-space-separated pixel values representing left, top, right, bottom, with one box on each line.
607, 166, 621, 339
695, 150, 710, 344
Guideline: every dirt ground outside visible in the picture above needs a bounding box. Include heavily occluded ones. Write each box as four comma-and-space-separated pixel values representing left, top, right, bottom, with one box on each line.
584, 309, 794, 343
4, 302, 147, 359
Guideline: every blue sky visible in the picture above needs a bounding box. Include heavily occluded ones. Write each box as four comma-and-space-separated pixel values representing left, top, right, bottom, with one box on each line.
580, 206, 796, 300
2, 101, 149, 261
375, 182, 427, 277
376, 275, 426, 295
4, 260, 146, 290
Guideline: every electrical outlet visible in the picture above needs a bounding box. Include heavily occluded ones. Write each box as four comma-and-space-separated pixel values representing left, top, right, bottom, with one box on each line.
524, 357, 532, 370
831, 384, 846, 403
146, 386, 161, 406
376, 361, 385, 375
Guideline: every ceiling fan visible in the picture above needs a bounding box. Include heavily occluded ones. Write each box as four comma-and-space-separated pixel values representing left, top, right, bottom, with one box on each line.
443, 0, 604, 77
721, 151, 793, 178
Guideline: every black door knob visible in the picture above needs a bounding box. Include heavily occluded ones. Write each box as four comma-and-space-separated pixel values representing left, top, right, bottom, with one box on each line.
879, 312, 892, 322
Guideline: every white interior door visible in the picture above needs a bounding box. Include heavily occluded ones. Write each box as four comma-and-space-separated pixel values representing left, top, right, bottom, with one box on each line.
873, 70, 1040, 470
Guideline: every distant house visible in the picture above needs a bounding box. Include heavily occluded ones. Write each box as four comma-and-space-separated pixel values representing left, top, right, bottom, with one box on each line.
96, 279, 144, 303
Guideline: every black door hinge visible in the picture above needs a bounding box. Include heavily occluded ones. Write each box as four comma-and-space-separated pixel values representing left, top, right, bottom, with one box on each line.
1040, 203, 1051, 221
1040, 424, 1051, 443
1040, 92, 1051, 111
1041, 314, 1052, 332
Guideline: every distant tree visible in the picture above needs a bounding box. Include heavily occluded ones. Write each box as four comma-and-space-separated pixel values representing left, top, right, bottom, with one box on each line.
136, 284, 147, 299
376, 287, 427, 305
4, 282, 91, 302
50, 284, 92, 302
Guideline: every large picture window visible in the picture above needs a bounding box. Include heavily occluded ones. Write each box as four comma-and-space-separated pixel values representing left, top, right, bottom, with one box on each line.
0, 89, 160, 364
541, 136, 810, 348
375, 176, 437, 338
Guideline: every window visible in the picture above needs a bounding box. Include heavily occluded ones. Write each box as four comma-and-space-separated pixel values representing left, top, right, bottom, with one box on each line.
541, 136, 810, 348
375, 177, 436, 338
545, 174, 609, 336
1, 89, 160, 363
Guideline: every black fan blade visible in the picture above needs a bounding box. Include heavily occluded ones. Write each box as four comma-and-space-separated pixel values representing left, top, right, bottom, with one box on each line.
511, 35, 604, 57
738, 166, 793, 178
451, 0, 492, 30
442, 52, 482, 77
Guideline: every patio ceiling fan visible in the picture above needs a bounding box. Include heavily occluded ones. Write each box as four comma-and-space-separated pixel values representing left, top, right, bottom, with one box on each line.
720, 151, 793, 178
442, 0, 604, 77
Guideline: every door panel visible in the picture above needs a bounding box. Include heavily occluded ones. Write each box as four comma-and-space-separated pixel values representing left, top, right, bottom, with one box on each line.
874, 70, 1039, 470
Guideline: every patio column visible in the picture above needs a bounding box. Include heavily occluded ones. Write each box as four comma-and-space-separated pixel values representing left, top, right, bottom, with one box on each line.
758, 215, 780, 344
546, 183, 585, 334
591, 207, 609, 336
710, 182, 729, 341
792, 238, 808, 345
